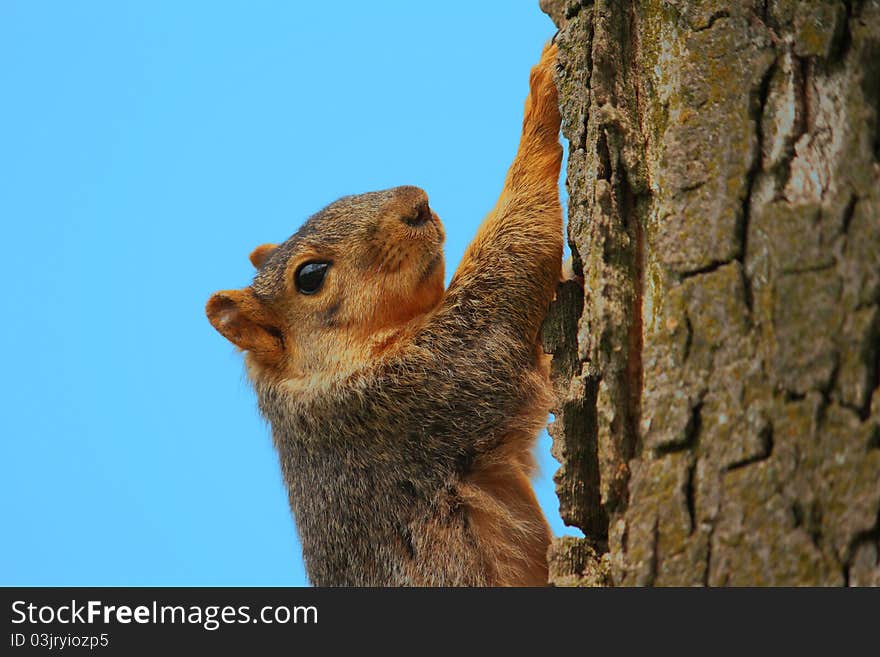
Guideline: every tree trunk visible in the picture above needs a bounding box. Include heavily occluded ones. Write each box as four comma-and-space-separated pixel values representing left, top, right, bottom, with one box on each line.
539, 0, 880, 586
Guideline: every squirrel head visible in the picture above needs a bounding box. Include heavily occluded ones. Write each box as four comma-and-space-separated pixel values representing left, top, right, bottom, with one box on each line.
206, 186, 446, 379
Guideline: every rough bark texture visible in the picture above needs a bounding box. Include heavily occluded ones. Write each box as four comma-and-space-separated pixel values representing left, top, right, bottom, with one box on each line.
540, 0, 880, 586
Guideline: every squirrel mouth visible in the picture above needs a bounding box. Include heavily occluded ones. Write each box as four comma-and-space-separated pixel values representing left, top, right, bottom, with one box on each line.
420, 252, 442, 283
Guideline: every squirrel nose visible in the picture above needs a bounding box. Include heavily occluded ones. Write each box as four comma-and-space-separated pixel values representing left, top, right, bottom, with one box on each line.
403, 202, 433, 227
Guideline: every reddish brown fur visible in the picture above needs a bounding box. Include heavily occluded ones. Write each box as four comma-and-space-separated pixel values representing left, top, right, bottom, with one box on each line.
206, 44, 562, 586
249, 243, 278, 269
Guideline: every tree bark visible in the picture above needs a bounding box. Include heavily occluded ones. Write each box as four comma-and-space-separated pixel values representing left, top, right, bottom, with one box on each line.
540, 0, 880, 586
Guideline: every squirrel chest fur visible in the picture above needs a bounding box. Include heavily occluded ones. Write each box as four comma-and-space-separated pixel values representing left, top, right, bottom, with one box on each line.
207, 44, 562, 586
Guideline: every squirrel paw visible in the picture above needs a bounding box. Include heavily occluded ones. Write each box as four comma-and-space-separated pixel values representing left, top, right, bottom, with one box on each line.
524, 42, 561, 139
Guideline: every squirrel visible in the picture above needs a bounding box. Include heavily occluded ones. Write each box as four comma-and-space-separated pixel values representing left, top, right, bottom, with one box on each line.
206, 43, 563, 586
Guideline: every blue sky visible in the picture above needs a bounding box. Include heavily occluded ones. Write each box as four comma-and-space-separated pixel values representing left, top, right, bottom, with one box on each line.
0, 1, 577, 586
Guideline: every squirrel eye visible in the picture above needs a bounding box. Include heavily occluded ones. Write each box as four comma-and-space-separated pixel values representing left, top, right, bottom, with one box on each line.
295, 261, 331, 295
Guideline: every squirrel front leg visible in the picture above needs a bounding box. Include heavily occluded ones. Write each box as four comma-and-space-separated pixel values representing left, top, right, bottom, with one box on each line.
447, 42, 563, 344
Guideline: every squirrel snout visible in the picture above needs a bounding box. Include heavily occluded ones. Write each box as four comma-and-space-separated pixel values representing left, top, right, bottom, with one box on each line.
402, 202, 433, 228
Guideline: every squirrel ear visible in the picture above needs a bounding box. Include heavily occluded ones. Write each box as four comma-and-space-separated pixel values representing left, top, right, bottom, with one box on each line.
249, 243, 278, 269
206, 288, 284, 363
